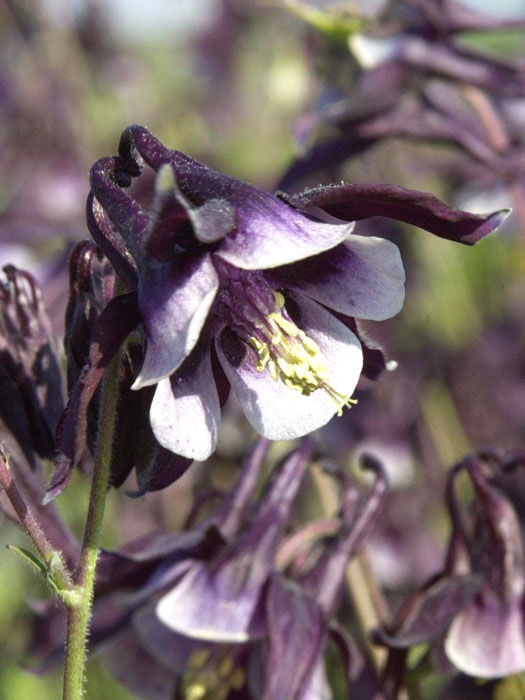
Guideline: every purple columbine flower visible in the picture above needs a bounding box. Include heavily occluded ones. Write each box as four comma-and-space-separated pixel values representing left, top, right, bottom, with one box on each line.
374, 451, 525, 686
67, 124, 507, 485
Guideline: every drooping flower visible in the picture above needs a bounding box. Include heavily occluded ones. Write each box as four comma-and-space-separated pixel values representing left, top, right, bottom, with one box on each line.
49, 124, 507, 496
374, 451, 525, 683
0, 265, 63, 468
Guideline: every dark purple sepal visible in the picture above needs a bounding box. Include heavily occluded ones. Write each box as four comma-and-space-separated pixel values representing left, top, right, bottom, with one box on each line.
46, 292, 141, 501
98, 626, 178, 700
63, 241, 106, 390
329, 622, 389, 700
262, 574, 326, 700
119, 124, 206, 176
283, 183, 509, 245
129, 446, 193, 497
89, 155, 150, 259
373, 574, 483, 649
87, 192, 138, 287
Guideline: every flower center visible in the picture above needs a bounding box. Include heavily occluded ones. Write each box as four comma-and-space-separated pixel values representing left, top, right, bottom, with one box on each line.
215, 263, 355, 415
182, 649, 245, 700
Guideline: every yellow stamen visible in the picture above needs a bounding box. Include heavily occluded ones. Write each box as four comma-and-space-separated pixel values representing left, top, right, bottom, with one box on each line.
183, 651, 245, 700
249, 294, 357, 415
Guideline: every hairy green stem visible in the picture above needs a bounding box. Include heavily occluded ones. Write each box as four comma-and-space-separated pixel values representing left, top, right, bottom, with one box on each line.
62, 349, 121, 700
0, 446, 74, 593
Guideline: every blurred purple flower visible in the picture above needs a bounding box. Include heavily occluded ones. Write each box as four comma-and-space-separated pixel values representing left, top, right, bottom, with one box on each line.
280, 0, 525, 232
444, 456, 525, 678
375, 452, 525, 684
30, 442, 392, 699
0, 265, 63, 467
155, 442, 312, 642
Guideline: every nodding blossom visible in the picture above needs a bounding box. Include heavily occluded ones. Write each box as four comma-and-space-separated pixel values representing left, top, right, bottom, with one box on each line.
49, 124, 507, 497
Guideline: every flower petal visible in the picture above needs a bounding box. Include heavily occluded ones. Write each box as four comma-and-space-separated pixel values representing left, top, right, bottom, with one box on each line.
119, 125, 355, 269
47, 292, 141, 501
445, 595, 525, 678
99, 627, 177, 700
270, 236, 405, 321
216, 295, 363, 440
133, 253, 218, 388
90, 155, 150, 264
263, 575, 326, 700
155, 558, 265, 642
214, 214, 355, 271
286, 183, 510, 245
149, 343, 221, 461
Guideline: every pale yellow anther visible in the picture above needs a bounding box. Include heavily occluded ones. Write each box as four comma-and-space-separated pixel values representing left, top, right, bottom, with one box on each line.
218, 656, 234, 677
189, 649, 211, 669
231, 668, 246, 690
273, 290, 285, 308
185, 683, 206, 700
182, 652, 245, 700
248, 291, 356, 415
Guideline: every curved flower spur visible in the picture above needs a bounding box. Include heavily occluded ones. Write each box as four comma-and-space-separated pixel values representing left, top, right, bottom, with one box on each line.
51, 124, 508, 497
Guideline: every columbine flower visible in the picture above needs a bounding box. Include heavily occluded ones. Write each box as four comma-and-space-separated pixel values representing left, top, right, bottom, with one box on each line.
374, 452, 525, 683
49, 124, 506, 497
65, 125, 506, 474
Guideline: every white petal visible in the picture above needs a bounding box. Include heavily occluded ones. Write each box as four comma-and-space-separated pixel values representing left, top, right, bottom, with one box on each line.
149, 350, 220, 461
133, 254, 218, 389
445, 598, 525, 678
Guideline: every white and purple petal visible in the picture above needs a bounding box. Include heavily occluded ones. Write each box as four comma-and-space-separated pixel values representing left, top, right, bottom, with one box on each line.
270, 235, 405, 321
216, 294, 363, 441
120, 125, 355, 269
149, 342, 221, 461
133, 254, 218, 389
445, 593, 525, 678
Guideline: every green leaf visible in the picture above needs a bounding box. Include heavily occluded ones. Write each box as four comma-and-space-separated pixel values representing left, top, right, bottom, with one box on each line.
6, 544, 79, 604
6, 544, 48, 577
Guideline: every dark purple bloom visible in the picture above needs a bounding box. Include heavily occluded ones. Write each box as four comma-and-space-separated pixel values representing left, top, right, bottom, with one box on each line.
375, 452, 525, 681
0, 265, 63, 467
155, 442, 312, 642
444, 456, 525, 677
81, 125, 506, 476
254, 455, 389, 700
43, 241, 193, 500
279, 0, 525, 234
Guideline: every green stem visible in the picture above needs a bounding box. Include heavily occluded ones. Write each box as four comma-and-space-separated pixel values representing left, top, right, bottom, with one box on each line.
62, 349, 121, 700
0, 447, 74, 594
